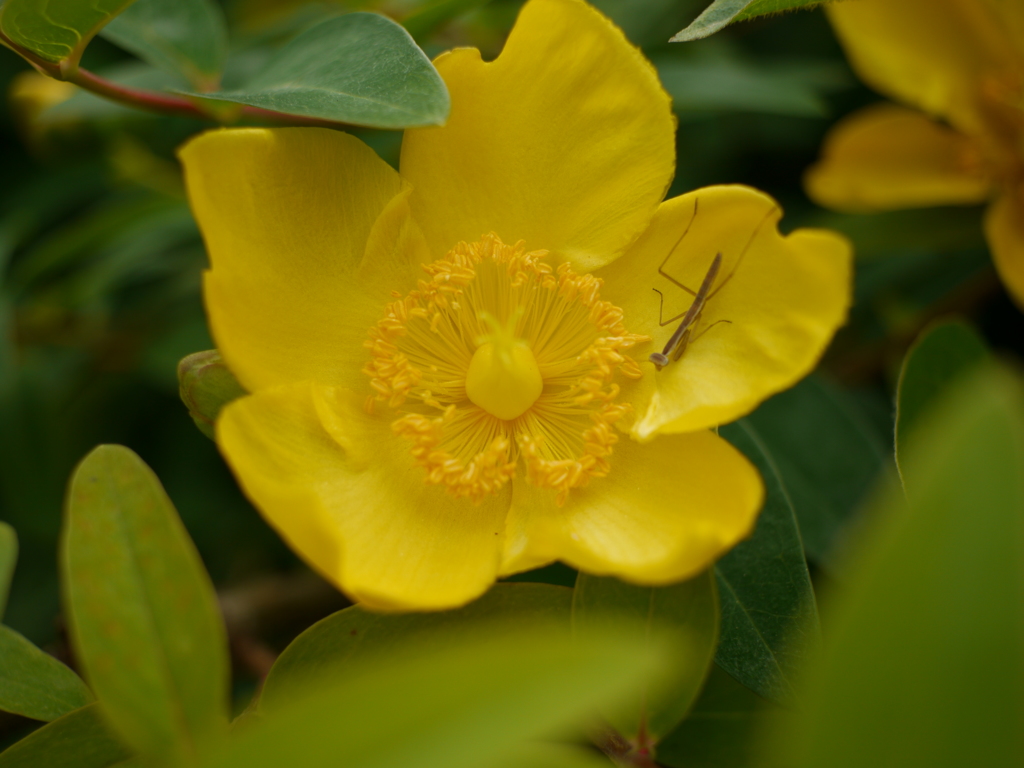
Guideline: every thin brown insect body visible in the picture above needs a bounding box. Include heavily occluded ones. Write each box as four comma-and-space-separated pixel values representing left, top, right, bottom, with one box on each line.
649, 253, 722, 370
649, 197, 778, 371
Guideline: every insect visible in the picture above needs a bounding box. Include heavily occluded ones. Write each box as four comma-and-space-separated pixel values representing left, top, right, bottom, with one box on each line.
649, 198, 776, 371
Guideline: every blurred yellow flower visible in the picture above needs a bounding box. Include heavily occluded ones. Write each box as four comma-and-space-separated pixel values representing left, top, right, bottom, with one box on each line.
806, 0, 1024, 303
180, 0, 851, 610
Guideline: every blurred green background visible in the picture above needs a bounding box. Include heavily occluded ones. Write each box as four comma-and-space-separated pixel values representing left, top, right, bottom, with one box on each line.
1, 0, 1020, 741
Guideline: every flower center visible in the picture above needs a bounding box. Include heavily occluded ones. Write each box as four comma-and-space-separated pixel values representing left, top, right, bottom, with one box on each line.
465, 310, 543, 420
363, 234, 649, 504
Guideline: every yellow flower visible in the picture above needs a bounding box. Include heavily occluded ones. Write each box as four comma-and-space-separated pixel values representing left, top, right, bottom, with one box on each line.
179, 0, 852, 610
806, 0, 1024, 303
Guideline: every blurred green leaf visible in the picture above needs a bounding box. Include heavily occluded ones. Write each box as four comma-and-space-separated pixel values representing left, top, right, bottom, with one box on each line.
260, 582, 572, 711
0, 0, 137, 66
769, 364, 1024, 768
0, 624, 93, 721
745, 375, 891, 569
100, 0, 228, 90
206, 622, 662, 768
895, 320, 989, 482
0, 702, 131, 768
716, 419, 820, 704
671, 0, 828, 42
658, 664, 774, 768
656, 56, 848, 118
587, 0, 702, 48
572, 571, 718, 744
177, 350, 247, 440
190, 13, 450, 128
806, 208, 986, 262
62, 445, 229, 762
403, 0, 492, 40
488, 743, 613, 768
0, 521, 15, 619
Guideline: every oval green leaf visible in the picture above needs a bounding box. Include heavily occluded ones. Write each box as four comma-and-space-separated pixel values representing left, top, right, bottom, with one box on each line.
0, 521, 15, 619
744, 374, 892, 570
99, 0, 228, 91
189, 13, 450, 128
895, 319, 988, 483
670, 0, 829, 42
572, 570, 719, 745
0, 0, 138, 66
61, 445, 229, 762
658, 664, 775, 768
205, 622, 665, 768
0, 624, 93, 721
0, 702, 131, 768
716, 419, 820, 704
260, 582, 572, 713
770, 364, 1024, 768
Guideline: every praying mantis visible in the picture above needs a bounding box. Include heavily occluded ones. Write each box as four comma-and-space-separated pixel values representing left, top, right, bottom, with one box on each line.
649, 198, 776, 371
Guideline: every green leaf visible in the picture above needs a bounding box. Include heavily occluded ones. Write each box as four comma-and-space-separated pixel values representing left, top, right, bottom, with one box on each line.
716, 419, 820, 704
99, 0, 228, 91
62, 445, 229, 762
769, 364, 1024, 768
177, 350, 247, 441
658, 664, 775, 768
491, 743, 617, 768
0, 521, 15, 620
0, 0, 138, 67
670, 0, 829, 42
745, 375, 892, 570
654, 56, 850, 118
190, 13, 450, 128
402, 0, 491, 40
260, 582, 572, 711
0, 624, 93, 721
572, 571, 719, 744
0, 703, 131, 768
895, 320, 989, 482
205, 623, 665, 768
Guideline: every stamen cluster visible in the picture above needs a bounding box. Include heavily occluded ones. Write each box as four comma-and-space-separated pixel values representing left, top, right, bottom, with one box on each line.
363, 234, 649, 504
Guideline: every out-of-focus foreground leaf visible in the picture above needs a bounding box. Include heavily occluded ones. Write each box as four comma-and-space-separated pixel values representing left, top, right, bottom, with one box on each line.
716, 419, 819, 704
671, 0, 830, 42
260, 582, 572, 711
745, 375, 891, 570
895, 320, 988, 482
0, 626, 92, 721
0, 703, 131, 768
62, 445, 229, 763
0, 0, 137, 67
572, 572, 718, 746
0, 522, 15, 619
203, 623, 666, 768
658, 664, 775, 768
768, 364, 1024, 768
191, 13, 450, 128
99, 0, 228, 91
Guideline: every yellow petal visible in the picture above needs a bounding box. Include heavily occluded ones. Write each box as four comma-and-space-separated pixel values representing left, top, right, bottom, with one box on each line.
217, 383, 511, 611
400, 0, 675, 272
180, 127, 422, 393
502, 430, 763, 583
596, 186, 852, 439
806, 104, 993, 212
985, 184, 1024, 308
826, 0, 1019, 132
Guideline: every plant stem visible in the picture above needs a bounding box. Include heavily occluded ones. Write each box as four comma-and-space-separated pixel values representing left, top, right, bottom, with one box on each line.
1, 30, 349, 128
